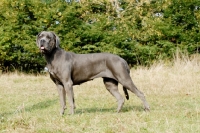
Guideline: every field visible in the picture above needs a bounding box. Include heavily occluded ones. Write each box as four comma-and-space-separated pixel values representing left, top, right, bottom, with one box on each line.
0, 55, 200, 133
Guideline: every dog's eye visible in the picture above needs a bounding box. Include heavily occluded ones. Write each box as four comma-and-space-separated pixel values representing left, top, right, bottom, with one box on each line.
46, 36, 51, 39
38, 34, 44, 38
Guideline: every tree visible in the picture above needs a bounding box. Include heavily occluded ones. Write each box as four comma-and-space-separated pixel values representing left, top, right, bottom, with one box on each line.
0, 0, 199, 72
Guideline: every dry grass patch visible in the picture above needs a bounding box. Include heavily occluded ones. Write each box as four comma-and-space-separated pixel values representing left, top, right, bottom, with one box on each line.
0, 55, 200, 132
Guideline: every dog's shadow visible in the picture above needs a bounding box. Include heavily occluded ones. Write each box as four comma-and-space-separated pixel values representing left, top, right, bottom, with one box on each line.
0, 99, 57, 118
75, 105, 144, 114
1, 99, 146, 119
25, 98, 57, 112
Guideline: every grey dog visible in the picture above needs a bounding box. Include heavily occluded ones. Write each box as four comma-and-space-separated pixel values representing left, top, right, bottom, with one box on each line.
36, 31, 150, 115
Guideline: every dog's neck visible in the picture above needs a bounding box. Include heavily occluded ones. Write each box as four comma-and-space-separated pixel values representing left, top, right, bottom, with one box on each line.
44, 47, 62, 71
44, 47, 59, 61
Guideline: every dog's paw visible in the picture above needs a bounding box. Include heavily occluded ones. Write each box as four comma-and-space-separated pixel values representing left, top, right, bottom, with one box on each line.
144, 106, 150, 112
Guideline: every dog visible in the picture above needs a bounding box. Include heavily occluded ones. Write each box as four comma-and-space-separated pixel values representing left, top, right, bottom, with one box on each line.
36, 31, 150, 115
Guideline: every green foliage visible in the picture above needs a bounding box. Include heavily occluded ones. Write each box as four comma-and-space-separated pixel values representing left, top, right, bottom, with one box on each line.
0, 0, 200, 72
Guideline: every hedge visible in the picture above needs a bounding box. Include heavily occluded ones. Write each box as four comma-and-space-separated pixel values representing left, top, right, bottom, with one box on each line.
0, 0, 199, 72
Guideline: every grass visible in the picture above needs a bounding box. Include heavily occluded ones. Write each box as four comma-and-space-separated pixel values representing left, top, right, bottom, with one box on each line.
0, 55, 200, 133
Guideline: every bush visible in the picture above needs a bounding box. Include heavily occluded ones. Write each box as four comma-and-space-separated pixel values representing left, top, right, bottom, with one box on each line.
0, 0, 199, 72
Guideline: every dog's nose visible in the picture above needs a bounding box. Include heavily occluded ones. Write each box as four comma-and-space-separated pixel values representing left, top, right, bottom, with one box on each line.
40, 39, 45, 44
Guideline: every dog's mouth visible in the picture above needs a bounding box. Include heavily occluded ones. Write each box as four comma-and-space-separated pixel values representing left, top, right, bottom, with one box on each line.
40, 46, 46, 53
40, 46, 52, 54
40, 46, 45, 50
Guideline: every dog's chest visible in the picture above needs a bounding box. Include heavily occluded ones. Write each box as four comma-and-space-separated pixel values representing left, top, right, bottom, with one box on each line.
45, 66, 61, 82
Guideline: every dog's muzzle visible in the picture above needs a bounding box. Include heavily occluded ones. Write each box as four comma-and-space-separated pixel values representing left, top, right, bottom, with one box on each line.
39, 39, 46, 52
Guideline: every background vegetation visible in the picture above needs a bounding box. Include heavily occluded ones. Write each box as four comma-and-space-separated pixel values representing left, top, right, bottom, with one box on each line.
0, 0, 200, 72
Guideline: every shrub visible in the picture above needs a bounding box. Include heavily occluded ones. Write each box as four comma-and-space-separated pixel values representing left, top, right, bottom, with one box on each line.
0, 0, 199, 72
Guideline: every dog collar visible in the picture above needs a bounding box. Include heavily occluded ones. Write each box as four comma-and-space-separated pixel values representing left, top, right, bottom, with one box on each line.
44, 67, 54, 75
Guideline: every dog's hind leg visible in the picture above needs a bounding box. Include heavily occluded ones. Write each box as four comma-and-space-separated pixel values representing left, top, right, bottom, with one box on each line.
103, 78, 124, 113
120, 78, 150, 111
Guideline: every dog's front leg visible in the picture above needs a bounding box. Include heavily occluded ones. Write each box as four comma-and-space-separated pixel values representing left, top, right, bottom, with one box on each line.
50, 75, 67, 115
64, 81, 75, 115
56, 84, 67, 115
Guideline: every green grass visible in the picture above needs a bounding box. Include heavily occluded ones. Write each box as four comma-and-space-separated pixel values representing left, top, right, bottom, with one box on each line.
0, 57, 200, 132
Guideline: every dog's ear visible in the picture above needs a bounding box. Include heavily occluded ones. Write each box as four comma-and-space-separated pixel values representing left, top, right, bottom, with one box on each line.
36, 31, 42, 47
51, 32, 60, 48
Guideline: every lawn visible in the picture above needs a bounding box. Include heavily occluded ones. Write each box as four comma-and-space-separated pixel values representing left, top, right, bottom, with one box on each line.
0, 55, 200, 133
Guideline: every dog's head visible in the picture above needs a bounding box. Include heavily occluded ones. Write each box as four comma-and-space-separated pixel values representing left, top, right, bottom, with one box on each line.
36, 31, 60, 54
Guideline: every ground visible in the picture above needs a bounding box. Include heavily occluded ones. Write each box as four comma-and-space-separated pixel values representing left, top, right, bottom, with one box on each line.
0, 55, 200, 133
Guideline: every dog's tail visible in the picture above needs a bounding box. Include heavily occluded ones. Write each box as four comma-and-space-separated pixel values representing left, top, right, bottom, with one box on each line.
122, 59, 130, 100
123, 87, 129, 100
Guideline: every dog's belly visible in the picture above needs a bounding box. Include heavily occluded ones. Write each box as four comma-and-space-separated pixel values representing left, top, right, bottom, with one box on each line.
72, 69, 115, 85
72, 73, 103, 85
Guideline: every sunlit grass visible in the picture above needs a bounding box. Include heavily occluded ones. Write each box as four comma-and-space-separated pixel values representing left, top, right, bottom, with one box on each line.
0, 55, 200, 132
